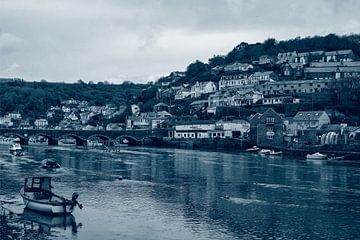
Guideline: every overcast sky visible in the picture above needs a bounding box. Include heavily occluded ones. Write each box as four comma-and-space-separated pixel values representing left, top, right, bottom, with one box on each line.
0, 0, 359, 83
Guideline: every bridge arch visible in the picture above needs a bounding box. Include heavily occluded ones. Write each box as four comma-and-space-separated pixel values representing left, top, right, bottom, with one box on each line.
29, 133, 57, 145
58, 134, 86, 146
0, 132, 28, 145
115, 135, 141, 146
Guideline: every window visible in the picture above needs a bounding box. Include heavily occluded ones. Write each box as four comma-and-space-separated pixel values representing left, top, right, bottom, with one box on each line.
266, 117, 275, 123
267, 135, 273, 140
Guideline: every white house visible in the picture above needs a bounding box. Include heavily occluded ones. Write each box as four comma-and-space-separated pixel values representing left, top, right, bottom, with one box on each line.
171, 121, 216, 139
191, 81, 217, 98
219, 74, 255, 90
249, 71, 278, 82
231, 90, 263, 106
34, 119, 48, 129
224, 62, 254, 72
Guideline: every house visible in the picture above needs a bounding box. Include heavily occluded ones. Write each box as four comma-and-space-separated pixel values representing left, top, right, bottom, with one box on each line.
258, 79, 332, 96
280, 62, 303, 79
304, 61, 360, 79
249, 71, 278, 83
231, 89, 263, 106
324, 50, 355, 62
0, 116, 12, 127
106, 123, 125, 130
190, 100, 208, 115
294, 51, 325, 64
153, 103, 170, 113
8, 112, 21, 120
191, 81, 217, 98
171, 120, 216, 139
291, 111, 330, 134
207, 91, 231, 114
126, 111, 172, 129
174, 87, 191, 100
261, 96, 300, 105
219, 74, 255, 90
210, 120, 250, 138
277, 51, 297, 64
34, 119, 48, 129
249, 108, 285, 147
66, 112, 79, 121
223, 62, 254, 72
258, 55, 277, 65
62, 106, 71, 113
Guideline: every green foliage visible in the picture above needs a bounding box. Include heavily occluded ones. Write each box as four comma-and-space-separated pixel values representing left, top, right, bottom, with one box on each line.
0, 80, 149, 119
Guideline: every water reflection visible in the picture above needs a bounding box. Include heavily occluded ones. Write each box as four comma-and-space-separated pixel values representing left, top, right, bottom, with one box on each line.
22, 209, 81, 234
1, 145, 360, 239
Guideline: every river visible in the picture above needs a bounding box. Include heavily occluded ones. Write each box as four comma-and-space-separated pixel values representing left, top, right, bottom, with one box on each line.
1, 144, 360, 240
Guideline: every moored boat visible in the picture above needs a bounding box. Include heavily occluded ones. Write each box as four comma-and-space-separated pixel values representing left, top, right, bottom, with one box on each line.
306, 152, 327, 160
259, 149, 271, 155
20, 177, 82, 215
245, 146, 260, 152
269, 150, 282, 156
9, 141, 23, 156
41, 159, 61, 169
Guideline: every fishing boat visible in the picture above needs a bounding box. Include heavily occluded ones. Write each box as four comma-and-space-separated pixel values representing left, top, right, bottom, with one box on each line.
40, 159, 61, 169
245, 146, 260, 152
9, 141, 23, 156
327, 155, 345, 161
20, 177, 82, 215
306, 152, 327, 160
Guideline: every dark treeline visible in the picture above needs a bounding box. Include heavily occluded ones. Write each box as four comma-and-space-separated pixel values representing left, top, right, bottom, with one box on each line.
0, 79, 153, 119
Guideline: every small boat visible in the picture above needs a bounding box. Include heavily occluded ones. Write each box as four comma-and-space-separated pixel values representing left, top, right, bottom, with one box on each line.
259, 149, 271, 155
41, 159, 61, 169
20, 177, 82, 215
9, 141, 24, 156
245, 146, 260, 152
306, 152, 327, 160
327, 155, 345, 161
269, 150, 283, 156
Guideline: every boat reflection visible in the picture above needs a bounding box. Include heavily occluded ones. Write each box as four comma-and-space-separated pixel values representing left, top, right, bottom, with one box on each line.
22, 209, 82, 234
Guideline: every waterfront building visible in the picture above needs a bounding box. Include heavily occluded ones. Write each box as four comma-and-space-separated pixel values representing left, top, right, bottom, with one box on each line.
291, 111, 330, 135
8, 112, 22, 120
34, 118, 48, 129
126, 111, 172, 129
172, 120, 216, 139
190, 81, 217, 98
0, 116, 12, 127
209, 120, 250, 139
249, 108, 285, 147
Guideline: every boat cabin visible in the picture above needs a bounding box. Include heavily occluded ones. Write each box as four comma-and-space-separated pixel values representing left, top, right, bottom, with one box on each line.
24, 177, 53, 199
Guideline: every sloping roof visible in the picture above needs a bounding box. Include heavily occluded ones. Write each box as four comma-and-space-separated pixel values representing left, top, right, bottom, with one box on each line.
293, 111, 328, 121
325, 50, 354, 56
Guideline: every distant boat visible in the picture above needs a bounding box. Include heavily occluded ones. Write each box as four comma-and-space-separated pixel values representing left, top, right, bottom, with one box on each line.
259, 149, 271, 155
269, 150, 282, 156
20, 177, 82, 215
327, 155, 345, 161
245, 146, 260, 152
9, 141, 23, 156
41, 159, 61, 169
306, 152, 327, 160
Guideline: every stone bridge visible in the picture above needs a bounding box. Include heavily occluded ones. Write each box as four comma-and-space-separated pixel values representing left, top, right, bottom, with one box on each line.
0, 128, 170, 146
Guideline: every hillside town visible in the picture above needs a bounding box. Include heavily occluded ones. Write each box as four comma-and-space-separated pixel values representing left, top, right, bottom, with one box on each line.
1, 49, 360, 152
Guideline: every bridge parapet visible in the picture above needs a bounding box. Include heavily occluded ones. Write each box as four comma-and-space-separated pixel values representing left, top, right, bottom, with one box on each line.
0, 128, 171, 146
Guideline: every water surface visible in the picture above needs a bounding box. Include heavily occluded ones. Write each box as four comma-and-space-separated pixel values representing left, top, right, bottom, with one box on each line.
1, 145, 360, 240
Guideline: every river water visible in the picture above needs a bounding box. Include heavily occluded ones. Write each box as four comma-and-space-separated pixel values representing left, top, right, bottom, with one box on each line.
1, 145, 360, 240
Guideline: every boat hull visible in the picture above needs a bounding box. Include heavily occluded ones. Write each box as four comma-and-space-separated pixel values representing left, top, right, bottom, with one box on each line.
20, 188, 74, 215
